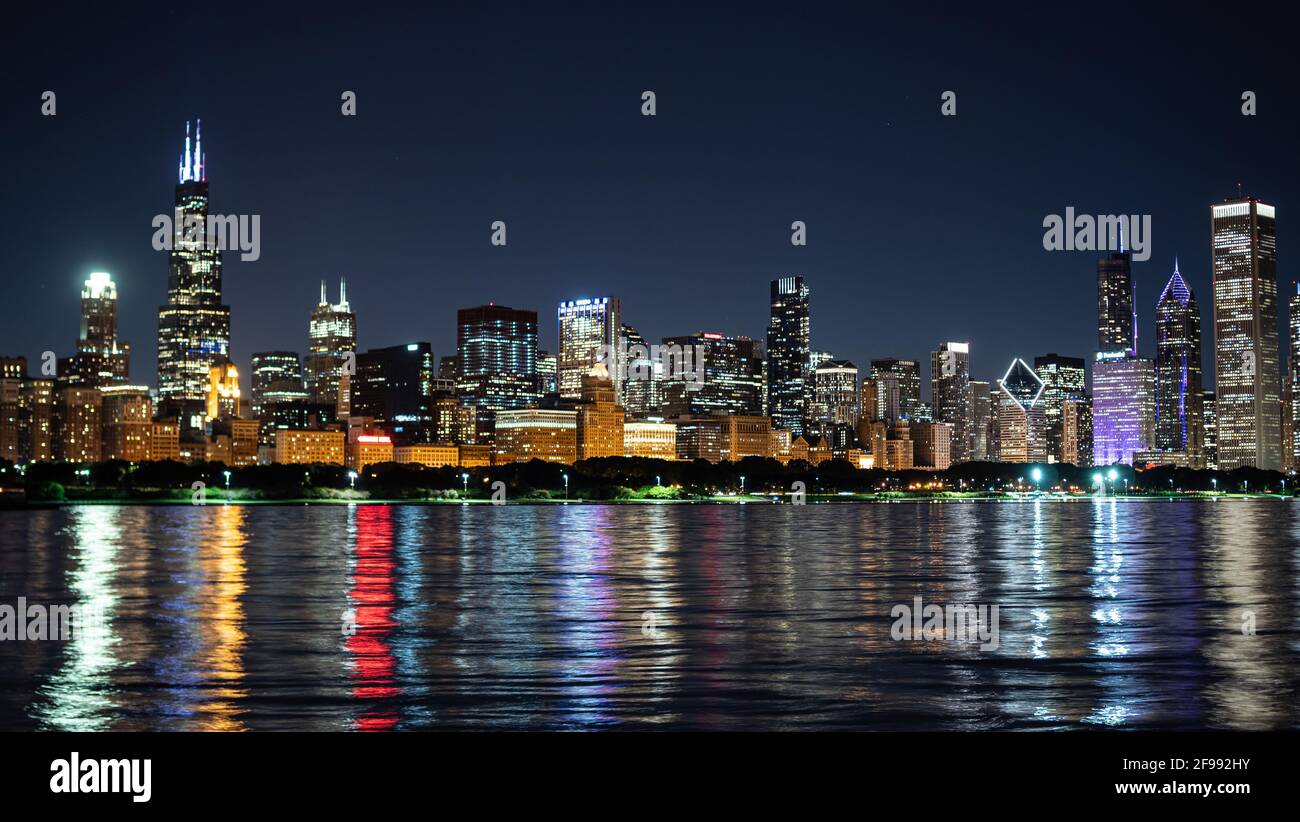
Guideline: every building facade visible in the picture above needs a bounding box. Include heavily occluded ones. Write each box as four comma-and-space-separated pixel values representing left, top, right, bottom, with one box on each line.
1092, 352, 1155, 466
352, 343, 437, 444
305, 279, 357, 414
558, 297, 622, 399
1034, 353, 1086, 464
623, 421, 676, 459
157, 121, 231, 408
493, 408, 578, 463
1154, 262, 1205, 466
1212, 196, 1280, 469
457, 305, 538, 412
65, 272, 131, 387
930, 343, 972, 462
767, 277, 811, 435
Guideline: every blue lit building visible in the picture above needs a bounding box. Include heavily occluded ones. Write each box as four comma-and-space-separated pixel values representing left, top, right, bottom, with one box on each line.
1154, 260, 1205, 466
457, 304, 539, 410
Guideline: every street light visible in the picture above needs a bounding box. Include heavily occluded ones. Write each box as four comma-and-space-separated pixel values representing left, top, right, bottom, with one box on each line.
562, 472, 569, 500
1092, 472, 1103, 495
655, 475, 661, 487
740, 475, 746, 496
461, 472, 469, 497
224, 470, 232, 488
348, 470, 357, 489
1031, 467, 1042, 493
1211, 477, 1217, 493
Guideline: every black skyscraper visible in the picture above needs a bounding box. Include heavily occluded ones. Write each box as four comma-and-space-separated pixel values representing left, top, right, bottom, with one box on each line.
767, 276, 811, 435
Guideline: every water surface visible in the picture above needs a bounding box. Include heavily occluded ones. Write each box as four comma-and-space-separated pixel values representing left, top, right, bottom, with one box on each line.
1, 500, 1297, 730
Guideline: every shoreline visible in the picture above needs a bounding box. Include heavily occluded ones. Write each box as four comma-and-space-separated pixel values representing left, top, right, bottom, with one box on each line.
4, 492, 1284, 508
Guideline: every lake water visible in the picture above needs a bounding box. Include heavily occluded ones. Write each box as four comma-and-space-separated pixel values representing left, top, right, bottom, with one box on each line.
1, 499, 1297, 731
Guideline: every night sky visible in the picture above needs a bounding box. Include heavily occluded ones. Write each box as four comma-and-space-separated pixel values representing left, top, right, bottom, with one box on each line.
3, 2, 1297, 393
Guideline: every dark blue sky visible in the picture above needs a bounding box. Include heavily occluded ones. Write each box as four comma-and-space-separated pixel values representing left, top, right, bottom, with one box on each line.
3, 2, 1297, 393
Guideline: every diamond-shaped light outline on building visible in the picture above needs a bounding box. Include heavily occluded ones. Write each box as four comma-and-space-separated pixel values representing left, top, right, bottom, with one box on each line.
997, 357, 1046, 411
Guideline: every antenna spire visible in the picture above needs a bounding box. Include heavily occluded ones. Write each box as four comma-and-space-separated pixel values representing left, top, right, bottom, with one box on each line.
320, 279, 327, 305
182, 121, 192, 183
195, 118, 203, 181
339, 276, 348, 307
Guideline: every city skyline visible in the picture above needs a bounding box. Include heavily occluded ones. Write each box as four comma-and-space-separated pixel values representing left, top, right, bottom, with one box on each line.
7, 178, 1289, 417
5, 6, 1297, 401
5, 132, 1289, 400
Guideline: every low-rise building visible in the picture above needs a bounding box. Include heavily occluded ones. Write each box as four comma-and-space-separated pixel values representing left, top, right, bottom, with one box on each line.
458, 444, 492, 467
150, 421, 181, 461
393, 443, 460, 467
720, 415, 772, 461
493, 408, 578, 464
101, 385, 153, 462
911, 421, 952, 471
790, 434, 833, 465
347, 433, 394, 471
623, 421, 676, 459
275, 428, 346, 465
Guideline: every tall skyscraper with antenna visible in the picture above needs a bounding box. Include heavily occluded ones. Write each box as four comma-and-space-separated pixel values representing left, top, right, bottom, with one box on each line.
305, 278, 358, 415
1092, 234, 1155, 466
157, 120, 231, 417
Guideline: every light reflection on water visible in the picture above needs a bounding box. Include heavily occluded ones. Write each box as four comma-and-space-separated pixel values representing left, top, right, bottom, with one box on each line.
1, 500, 1298, 731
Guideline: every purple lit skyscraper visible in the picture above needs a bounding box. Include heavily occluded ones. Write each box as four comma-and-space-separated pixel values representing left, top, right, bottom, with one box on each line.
1154, 260, 1204, 466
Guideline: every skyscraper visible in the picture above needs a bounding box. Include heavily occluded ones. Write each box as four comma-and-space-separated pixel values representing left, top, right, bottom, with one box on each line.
1061, 397, 1093, 467
1034, 353, 1086, 464
250, 352, 306, 419
969, 379, 992, 461
456, 304, 538, 410
872, 358, 923, 420
64, 272, 130, 387
305, 279, 357, 414
767, 276, 810, 434
1098, 248, 1136, 356
930, 343, 972, 462
811, 360, 860, 426
576, 365, 624, 460
1092, 243, 1153, 466
352, 343, 437, 444
1092, 352, 1155, 466
558, 297, 622, 399
1212, 195, 1280, 470
157, 120, 231, 408
620, 325, 662, 418
1154, 260, 1205, 466
1288, 282, 1300, 468
995, 358, 1047, 463
660, 332, 764, 418
536, 351, 558, 396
